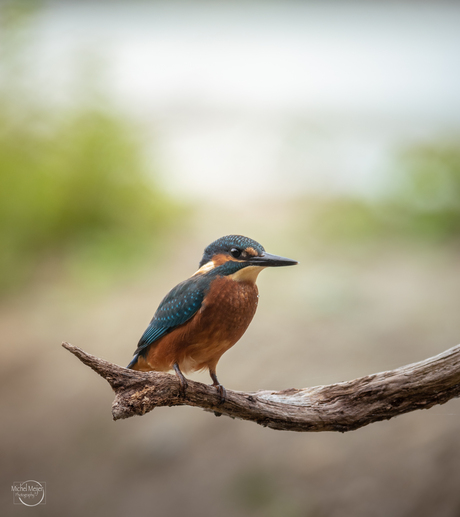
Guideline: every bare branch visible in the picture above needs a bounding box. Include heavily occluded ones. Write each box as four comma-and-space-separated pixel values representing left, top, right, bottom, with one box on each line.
62, 342, 460, 432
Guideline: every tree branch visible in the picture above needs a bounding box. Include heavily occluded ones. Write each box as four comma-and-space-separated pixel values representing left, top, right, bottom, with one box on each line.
62, 342, 460, 432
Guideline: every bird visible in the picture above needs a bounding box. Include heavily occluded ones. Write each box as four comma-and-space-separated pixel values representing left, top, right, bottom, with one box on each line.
127, 235, 297, 402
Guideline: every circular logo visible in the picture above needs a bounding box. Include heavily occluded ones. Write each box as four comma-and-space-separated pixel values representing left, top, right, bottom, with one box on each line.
17, 480, 45, 507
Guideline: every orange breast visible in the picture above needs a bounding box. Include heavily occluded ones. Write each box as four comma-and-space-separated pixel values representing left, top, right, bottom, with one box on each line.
141, 276, 259, 374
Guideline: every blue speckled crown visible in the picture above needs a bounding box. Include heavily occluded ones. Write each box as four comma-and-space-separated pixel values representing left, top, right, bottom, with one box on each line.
199, 235, 264, 267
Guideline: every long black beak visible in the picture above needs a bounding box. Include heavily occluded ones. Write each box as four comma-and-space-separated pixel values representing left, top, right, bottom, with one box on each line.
249, 252, 298, 267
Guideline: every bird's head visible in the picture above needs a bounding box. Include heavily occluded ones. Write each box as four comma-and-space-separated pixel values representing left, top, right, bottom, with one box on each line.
195, 235, 297, 282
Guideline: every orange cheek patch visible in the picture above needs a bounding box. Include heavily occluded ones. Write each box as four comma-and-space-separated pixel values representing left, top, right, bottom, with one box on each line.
212, 253, 231, 266
245, 247, 258, 257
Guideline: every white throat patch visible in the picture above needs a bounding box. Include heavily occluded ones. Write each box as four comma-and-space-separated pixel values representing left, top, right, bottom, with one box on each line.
192, 260, 215, 276
230, 265, 266, 283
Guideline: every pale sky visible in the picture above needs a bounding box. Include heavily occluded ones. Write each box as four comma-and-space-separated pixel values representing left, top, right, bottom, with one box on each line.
26, 1, 460, 200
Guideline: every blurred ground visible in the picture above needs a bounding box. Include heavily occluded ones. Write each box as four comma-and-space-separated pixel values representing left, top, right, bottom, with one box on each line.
2, 202, 460, 517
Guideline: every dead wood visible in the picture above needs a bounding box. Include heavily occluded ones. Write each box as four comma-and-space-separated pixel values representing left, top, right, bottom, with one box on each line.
62, 342, 460, 432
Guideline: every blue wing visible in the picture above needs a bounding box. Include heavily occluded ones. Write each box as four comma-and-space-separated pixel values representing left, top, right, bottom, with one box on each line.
127, 276, 207, 368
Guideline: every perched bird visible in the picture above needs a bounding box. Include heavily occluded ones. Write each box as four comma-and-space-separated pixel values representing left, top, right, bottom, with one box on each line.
127, 235, 297, 401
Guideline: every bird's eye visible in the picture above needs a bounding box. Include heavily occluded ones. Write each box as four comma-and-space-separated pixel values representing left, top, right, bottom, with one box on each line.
230, 248, 242, 258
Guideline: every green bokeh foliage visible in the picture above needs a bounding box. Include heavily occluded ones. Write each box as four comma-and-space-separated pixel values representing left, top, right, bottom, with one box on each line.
309, 138, 460, 246
0, 107, 179, 293
0, 3, 181, 294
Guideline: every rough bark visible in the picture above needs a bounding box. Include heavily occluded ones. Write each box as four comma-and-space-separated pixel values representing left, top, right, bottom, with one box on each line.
62, 342, 460, 432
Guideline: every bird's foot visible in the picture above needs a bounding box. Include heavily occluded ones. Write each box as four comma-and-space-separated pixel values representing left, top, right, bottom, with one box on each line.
178, 377, 189, 399
212, 383, 227, 405
209, 371, 226, 404
173, 363, 188, 399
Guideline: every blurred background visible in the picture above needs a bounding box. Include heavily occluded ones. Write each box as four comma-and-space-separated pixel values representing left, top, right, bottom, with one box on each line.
2, 1, 460, 515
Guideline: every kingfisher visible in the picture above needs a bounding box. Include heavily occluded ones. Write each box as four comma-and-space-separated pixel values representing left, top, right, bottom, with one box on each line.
127, 235, 297, 401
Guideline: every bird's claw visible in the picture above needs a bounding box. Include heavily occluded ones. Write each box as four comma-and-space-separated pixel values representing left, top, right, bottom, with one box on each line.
178, 377, 188, 398
173, 363, 188, 399
212, 383, 226, 404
